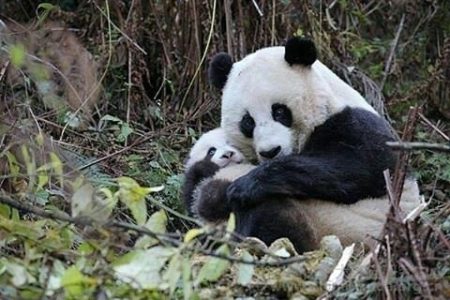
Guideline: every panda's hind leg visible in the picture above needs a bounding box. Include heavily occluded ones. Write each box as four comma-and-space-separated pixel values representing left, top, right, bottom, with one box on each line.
235, 199, 318, 253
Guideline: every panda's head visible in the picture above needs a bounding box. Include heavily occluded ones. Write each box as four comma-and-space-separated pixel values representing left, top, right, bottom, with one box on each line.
185, 128, 245, 169
209, 37, 372, 161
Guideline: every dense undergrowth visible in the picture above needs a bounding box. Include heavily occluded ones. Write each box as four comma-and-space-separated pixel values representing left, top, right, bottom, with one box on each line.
0, 0, 449, 299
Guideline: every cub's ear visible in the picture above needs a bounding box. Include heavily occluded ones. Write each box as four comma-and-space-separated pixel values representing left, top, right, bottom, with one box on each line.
208, 53, 233, 90
284, 37, 317, 66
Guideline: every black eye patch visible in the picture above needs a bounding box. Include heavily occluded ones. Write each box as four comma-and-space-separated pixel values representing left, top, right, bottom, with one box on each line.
272, 103, 292, 127
207, 147, 217, 157
239, 112, 255, 138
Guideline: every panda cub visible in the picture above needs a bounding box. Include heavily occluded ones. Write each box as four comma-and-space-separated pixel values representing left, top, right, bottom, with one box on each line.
184, 128, 324, 253
183, 128, 245, 222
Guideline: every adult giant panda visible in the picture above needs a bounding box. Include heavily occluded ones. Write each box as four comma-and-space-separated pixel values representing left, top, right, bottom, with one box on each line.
202, 37, 421, 248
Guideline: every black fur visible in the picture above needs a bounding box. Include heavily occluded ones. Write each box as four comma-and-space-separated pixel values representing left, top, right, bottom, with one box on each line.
195, 179, 231, 222
235, 199, 317, 253
227, 107, 397, 210
239, 112, 256, 138
272, 103, 293, 127
182, 159, 220, 215
208, 53, 233, 90
284, 37, 317, 66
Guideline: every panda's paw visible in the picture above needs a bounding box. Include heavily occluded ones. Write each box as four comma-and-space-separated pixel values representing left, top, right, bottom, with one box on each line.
226, 176, 261, 210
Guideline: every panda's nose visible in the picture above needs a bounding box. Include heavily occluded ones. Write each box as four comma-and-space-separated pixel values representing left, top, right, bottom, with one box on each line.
221, 150, 235, 159
259, 146, 281, 159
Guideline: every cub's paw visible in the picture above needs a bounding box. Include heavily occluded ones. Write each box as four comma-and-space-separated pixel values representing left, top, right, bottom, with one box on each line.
194, 179, 231, 223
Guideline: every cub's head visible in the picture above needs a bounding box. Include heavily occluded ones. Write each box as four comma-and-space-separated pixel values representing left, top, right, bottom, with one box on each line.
184, 128, 245, 169
209, 37, 369, 162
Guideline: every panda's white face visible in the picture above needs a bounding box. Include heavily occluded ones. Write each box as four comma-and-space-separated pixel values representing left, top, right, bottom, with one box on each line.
219, 46, 375, 161
185, 128, 245, 169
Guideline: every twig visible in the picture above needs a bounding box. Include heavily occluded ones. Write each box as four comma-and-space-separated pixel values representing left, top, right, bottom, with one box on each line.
419, 113, 450, 142
251, 0, 264, 17
405, 219, 433, 298
392, 106, 420, 205
92, 1, 146, 55
224, 0, 234, 58
0, 60, 9, 82
383, 169, 401, 219
179, 0, 217, 111
380, 14, 405, 90
398, 257, 433, 299
371, 245, 392, 300
387, 141, 450, 153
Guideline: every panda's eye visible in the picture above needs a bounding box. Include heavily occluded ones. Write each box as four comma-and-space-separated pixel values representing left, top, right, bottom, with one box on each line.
239, 112, 255, 138
207, 147, 217, 157
272, 103, 292, 127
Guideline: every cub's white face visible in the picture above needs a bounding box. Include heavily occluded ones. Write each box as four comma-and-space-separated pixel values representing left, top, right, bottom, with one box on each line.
220, 46, 373, 162
185, 128, 245, 169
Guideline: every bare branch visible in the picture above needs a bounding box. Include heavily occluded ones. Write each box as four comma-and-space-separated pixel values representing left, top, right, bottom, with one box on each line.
380, 14, 405, 90
387, 141, 450, 153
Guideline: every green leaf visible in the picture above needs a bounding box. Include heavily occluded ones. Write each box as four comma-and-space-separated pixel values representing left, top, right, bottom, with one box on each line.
195, 244, 230, 285
49, 152, 63, 188
226, 213, 236, 235
36, 3, 56, 25
99, 114, 123, 123
114, 247, 175, 289
9, 44, 26, 68
125, 196, 147, 226
182, 256, 193, 300
35, 189, 50, 206
37, 3, 56, 11
237, 250, 254, 286
61, 266, 96, 297
0, 204, 11, 218
4, 260, 35, 287
5, 151, 20, 180
184, 228, 205, 243
134, 210, 168, 248
117, 177, 163, 225
117, 122, 134, 143
163, 253, 182, 295
71, 184, 117, 223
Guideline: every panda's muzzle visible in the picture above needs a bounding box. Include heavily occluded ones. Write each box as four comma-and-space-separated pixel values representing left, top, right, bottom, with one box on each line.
259, 146, 281, 159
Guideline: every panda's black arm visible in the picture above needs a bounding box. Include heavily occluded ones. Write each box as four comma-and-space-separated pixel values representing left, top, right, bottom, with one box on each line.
227, 152, 389, 208
182, 160, 220, 215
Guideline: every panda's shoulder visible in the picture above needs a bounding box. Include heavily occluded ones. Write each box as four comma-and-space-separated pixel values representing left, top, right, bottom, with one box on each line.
303, 106, 395, 151
318, 106, 392, 136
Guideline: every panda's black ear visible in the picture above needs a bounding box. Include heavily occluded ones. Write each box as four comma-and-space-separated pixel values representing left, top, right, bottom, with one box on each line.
208, 53, 233, 90
284, 37, 317, 66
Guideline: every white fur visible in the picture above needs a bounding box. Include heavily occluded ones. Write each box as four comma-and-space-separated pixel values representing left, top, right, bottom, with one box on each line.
220, 46, 377, 161
185, 128, 245, 169
300, 178, 421, 246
